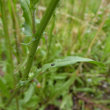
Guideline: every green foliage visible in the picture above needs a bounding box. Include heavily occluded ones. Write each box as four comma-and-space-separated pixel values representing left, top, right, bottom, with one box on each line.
30, 0, 39, 9
0, 0, 110, 110
39, 56, 103, 72
20, 0, 32, 35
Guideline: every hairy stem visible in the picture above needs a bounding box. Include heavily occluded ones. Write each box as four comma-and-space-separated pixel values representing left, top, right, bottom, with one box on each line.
5, 0, 60, 106
10, 0, 21, 64
9, 1, 21, 109
0, 0, 14, 73
23, 0, 60, 79
32, 10, 36, 34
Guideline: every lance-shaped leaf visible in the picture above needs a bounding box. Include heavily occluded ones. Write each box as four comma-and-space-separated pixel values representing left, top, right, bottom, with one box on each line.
40, 56, 104, 72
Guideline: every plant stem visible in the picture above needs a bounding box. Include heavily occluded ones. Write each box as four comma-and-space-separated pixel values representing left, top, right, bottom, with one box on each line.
5, 0, 60, 106
32, 10, 36, 34
10, 0, 20, 64
0, 0, 14, 73
10, 0, 22, 78
9, 1, 21, 109
23, 0, 60, 79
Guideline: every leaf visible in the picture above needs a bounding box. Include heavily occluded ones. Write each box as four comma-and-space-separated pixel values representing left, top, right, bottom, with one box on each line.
40, 56, 103, 72
60, 94, 73, 110
104, 34, 110, 54
53, 73, 69, 80
53, 73, 76, 97
20, 0, 32, 28
30, 0, 39, 5
55, 73, 76, 92
74, 87, 96, 93
0, 77, 9, 97
23, 84, 34, 103
30, 0, 39, 9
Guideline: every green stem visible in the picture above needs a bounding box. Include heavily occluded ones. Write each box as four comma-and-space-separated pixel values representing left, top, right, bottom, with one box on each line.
0, 0, 14, 73
23, 0, 60, 79
9, 1, 20, 109
5, 0, 60, 106
10, 0, 21, 64
32, 10, 36, 34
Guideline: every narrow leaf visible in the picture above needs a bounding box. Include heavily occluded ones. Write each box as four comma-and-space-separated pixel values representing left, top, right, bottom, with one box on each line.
40, 56, 103, 72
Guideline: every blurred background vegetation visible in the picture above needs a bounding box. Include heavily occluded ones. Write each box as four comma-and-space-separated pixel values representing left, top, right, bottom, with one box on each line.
0, 0, 110, 110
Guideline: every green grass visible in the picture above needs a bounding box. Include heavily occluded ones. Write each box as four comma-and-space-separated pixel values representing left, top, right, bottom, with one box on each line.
0, 0, 110, 110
